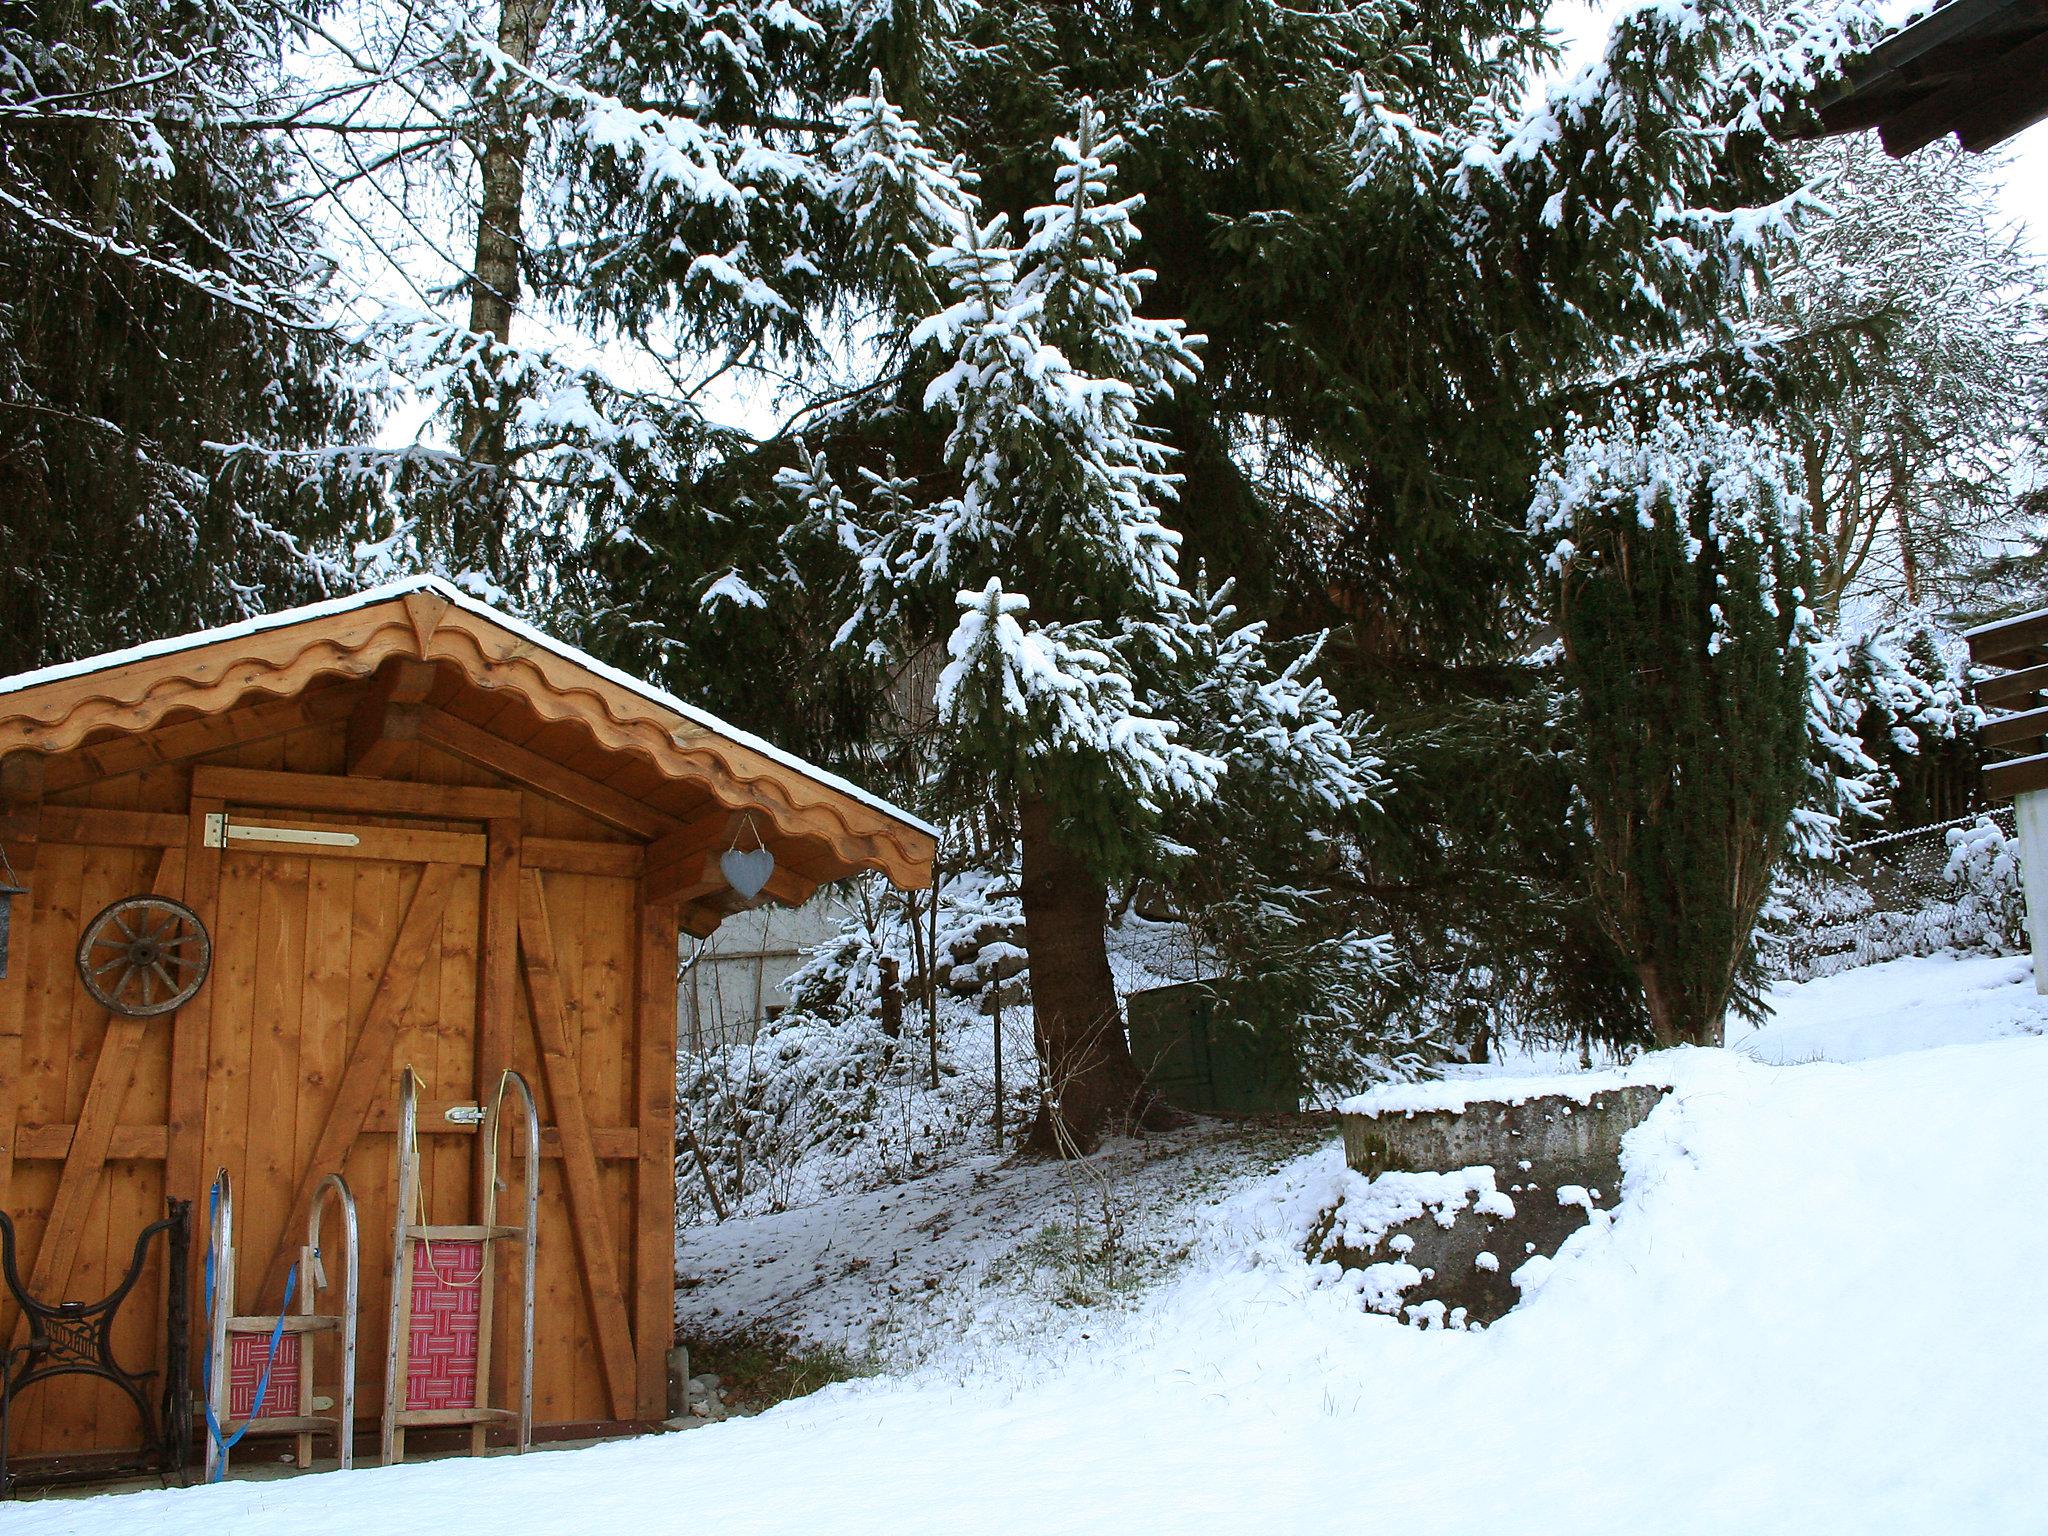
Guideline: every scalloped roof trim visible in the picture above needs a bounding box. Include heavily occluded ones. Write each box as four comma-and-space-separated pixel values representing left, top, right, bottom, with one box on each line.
0, 575, 938, 842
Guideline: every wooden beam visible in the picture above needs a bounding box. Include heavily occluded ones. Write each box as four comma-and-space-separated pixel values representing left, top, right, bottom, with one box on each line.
167, 798, 224, 1229
1881, 30, 2048, 155
39, 807, 185, 849
525, 838, 641, 879
642, 814, 745, 887
633, 895, 680, 1420
641, 850, 724, 908
476, 817, 520, 1214
417, 708, 678, 842
193, 765, 520, 824
1980, 705, 2048, 753
255, 862, 462, 1305
14, 847, 185, 1341
763, 867, 819, 908
1968, 610, 2048, 671
1977, 661, 2048, 712
14, 1123, 168, 1161
639, 811, 760, 907
517, 870, 638, 1421
0, 833, 35, 1341
1985, 753, 2048, 801
215, 818, 485, 868
42, 689, 355, 796
346, 660, 438, 778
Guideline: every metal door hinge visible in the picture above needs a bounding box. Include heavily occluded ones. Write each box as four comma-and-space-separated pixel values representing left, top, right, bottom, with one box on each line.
205, 813, 360, 850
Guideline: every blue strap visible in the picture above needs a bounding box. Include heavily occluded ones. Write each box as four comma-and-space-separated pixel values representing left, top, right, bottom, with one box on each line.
201, 1179, 298, 1483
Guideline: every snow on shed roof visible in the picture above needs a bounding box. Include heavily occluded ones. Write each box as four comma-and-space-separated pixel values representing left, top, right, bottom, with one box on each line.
0, 575, 936, 876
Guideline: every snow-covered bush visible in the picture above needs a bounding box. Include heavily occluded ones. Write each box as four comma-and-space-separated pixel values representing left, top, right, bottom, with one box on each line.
1777, 812, 2025, 979
1940, 817, 2027, 953
1810, 611, 1984, 828
676, 868, 1042, 1225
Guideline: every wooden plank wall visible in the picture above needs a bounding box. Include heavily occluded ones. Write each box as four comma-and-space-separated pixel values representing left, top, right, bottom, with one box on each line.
0, 715, 675, 1456
4, 835, 169, 1455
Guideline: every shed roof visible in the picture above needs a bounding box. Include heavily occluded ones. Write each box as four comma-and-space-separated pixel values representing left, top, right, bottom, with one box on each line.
0, 576, 935, 894
1808, 0, 2048, 155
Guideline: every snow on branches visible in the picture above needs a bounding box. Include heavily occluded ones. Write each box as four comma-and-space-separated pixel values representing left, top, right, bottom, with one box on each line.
1348, 0, 1891, 364
1530, 407, 1879, 864
936, 579, 1224, 814
794, 103, 1376, 875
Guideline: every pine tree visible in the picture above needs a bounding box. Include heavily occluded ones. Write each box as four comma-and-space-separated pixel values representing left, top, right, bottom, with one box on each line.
560, 0, 1903, 1082
805, 111, 1376, 1149
0, 0, 365, 670
1531, 408, 1827, 1048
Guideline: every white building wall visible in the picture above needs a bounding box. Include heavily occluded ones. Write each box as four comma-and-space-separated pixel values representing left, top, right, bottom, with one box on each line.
679, 891, 854, 1054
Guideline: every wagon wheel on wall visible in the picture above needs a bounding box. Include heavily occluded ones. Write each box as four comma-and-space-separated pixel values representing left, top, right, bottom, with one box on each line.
76, 896, 212, 1018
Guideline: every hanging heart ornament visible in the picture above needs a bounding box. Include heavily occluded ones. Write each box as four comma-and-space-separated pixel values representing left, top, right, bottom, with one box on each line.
721, 846, 774, 902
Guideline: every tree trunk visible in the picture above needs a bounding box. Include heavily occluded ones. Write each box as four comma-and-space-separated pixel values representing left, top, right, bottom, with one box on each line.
457, 0, 555, 575
1018, 793, 1152, 1156
1639, 961, 1726, 1049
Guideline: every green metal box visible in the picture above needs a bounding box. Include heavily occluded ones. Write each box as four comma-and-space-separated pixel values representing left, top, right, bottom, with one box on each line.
1126, 982, 1301, 1115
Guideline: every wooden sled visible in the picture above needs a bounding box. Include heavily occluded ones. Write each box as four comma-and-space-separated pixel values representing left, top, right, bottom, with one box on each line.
381, 1066, 538, 1464
203, 1169, 359, 1481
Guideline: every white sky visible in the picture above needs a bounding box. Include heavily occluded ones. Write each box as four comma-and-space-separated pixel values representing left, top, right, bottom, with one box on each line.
1993, 122, 2048, 257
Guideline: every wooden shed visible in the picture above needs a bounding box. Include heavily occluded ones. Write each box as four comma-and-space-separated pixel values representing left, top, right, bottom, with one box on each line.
0, 577, 934, 1471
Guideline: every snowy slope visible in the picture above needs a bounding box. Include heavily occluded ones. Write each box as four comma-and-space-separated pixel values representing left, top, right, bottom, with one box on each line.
1731, 951, 2046, 1063
21, 953, 2048, 1535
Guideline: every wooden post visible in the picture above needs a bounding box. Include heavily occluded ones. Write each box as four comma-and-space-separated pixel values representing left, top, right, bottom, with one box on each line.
2017, 789, 2048, 995
633, 893, 680, 1422
992, 989, 1005, 1154
168, 798, 226, 1209
0, 833, 35, 1343
477, 818, 522, 1208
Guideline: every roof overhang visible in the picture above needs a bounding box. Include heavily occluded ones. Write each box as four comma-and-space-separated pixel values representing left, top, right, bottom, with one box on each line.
1803, 0, 2048, 156
0, 577, 935, 893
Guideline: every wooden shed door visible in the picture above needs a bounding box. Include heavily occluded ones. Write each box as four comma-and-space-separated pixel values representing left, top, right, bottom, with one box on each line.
200, 806, 489, 1407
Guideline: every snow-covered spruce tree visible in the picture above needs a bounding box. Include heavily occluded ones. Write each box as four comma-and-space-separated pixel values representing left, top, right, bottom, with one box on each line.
1531, 408, 1837, 1048
1814, 613, 1986, 828
808, 112, 1379, 1151
0, 0, 366, 670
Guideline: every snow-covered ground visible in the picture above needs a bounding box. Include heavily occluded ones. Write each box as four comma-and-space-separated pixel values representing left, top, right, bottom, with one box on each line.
20, 951, 2048, 1535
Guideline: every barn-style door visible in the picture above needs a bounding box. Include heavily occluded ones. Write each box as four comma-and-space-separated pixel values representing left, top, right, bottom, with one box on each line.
182, 767, 503, 1428
185, 766, 641, 1428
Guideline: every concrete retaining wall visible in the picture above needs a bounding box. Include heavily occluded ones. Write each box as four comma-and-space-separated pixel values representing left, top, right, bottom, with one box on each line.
1320, 1083, 1669, 1327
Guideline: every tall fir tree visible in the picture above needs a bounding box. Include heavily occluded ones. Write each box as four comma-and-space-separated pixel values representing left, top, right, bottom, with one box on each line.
0, 0, 365, 670
1531, 408, 1837, 1047
796, 111, 1378, 1149
566, 0, 1898, 1077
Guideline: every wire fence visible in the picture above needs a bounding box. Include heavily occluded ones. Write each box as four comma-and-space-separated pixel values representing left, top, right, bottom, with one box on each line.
1782, 807, 2027, 981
